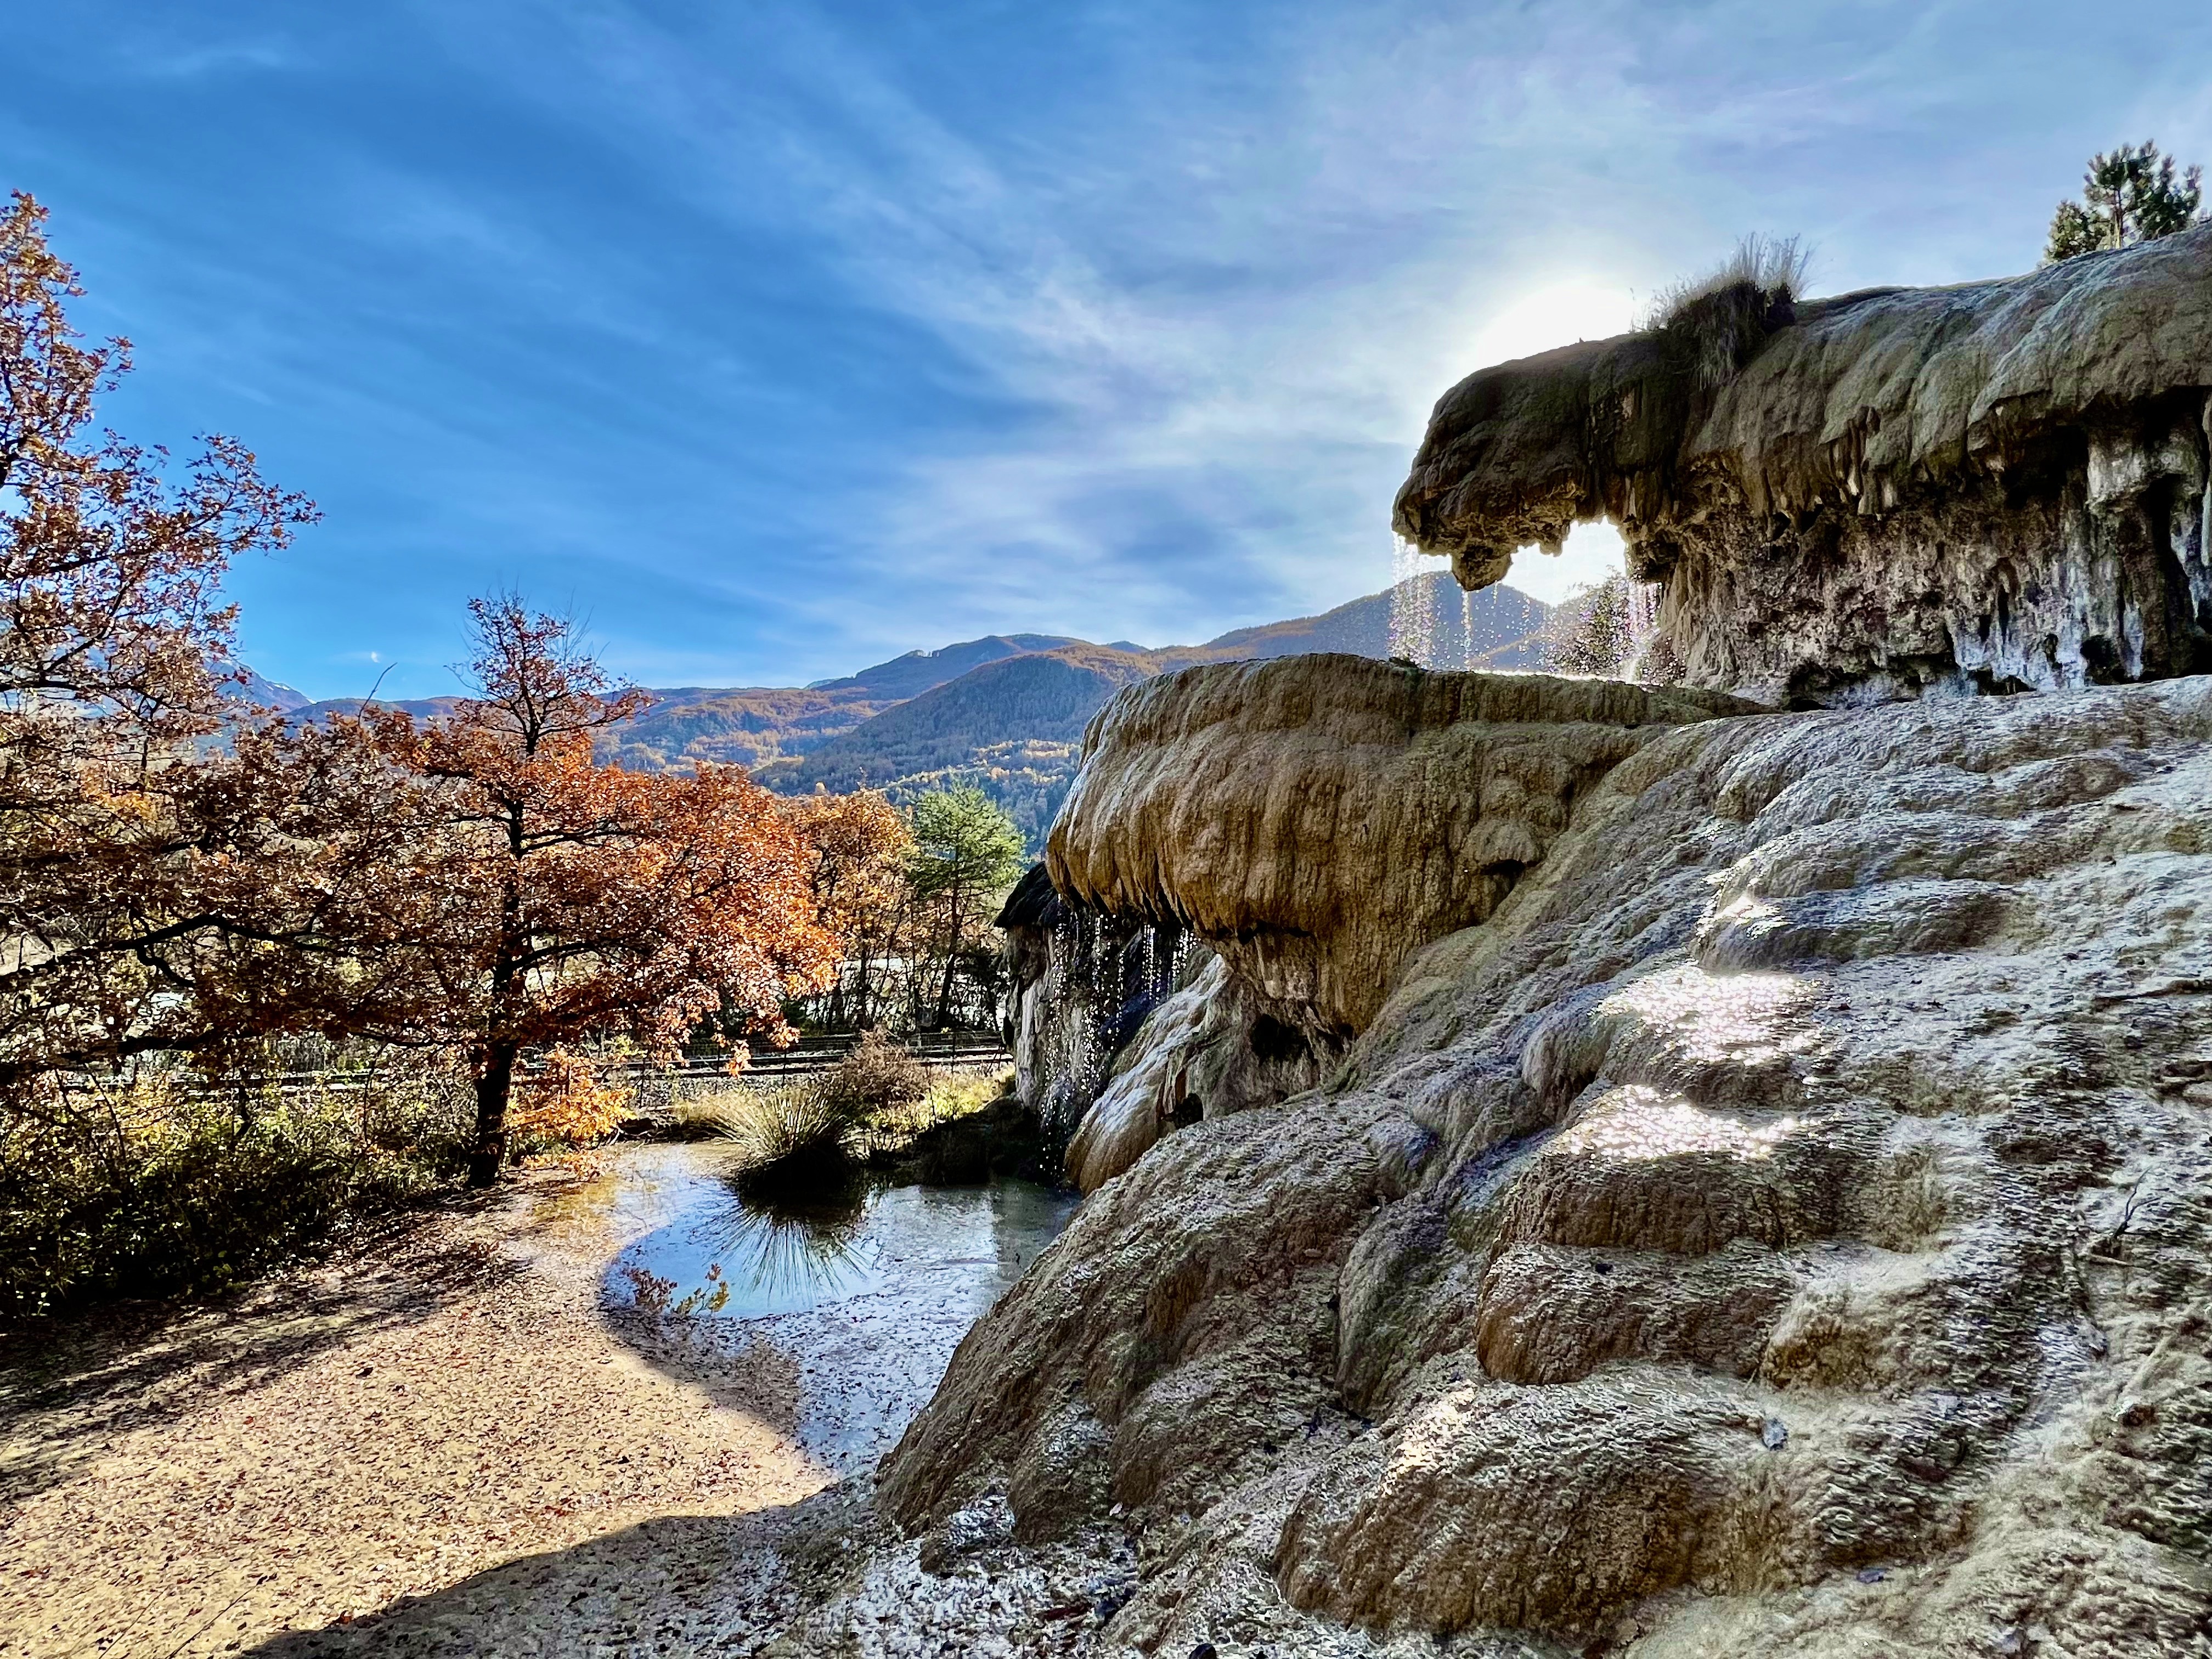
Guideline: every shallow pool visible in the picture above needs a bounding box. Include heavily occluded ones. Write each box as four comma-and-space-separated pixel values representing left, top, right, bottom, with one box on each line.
565, 1144, 1079, 1474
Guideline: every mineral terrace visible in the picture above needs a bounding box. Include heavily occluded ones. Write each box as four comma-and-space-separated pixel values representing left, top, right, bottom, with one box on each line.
847, 230, 2212, 1659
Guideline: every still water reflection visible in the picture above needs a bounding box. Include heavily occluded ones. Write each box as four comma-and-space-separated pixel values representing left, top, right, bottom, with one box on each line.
608, 1165, 1076, 1322
579, 1144, 1078, 1470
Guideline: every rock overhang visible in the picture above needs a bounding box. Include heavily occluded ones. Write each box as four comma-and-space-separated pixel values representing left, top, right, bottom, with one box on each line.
1394, 228, 2212, 704
1046, 654, 1759, 1037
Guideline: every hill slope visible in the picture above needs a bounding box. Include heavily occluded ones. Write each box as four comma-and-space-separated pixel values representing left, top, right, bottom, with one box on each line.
760, 646, 1166, 846
283, 635, 1087, 772
757, 575, 1552, 845
806, 633, 1089, 699
261, 574, 1550, 848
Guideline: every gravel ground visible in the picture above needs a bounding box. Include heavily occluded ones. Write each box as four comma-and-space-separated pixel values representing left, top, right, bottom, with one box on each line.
0, 1162, 825, 1658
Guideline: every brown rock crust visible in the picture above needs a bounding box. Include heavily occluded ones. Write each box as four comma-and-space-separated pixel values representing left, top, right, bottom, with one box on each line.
1394, 228, 2212, 703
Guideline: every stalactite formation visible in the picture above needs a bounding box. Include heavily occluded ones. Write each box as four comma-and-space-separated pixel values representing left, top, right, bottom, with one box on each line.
1393, 227, 2212, 704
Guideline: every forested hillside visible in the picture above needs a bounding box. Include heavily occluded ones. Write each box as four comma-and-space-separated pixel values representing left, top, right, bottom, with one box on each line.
270, 574, 1549, 848
759, 646, 1166, 845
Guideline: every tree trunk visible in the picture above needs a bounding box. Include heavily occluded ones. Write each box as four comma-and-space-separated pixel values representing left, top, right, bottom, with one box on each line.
934, 891, 961, 1029
467, 1039, 520, 1188
471, 808, 528, 1189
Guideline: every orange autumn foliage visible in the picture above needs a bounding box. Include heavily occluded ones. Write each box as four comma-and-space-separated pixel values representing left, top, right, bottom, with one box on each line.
510, 1048, 631, 1149
343, 596, 839, 1184
0, 195, 838, 1208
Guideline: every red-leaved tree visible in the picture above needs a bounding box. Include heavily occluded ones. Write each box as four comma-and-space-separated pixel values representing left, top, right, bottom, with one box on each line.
0, 190, 331, 1098
351, 597, 839, 1184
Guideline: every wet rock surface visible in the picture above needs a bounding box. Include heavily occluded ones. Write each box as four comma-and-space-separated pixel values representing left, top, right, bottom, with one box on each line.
879, 667, 2212, 1656
1394, 226, 2212, 704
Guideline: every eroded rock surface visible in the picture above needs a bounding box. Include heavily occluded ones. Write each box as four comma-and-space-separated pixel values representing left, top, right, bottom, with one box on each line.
884, 667, 2212, 1657
1031, 658, 1751, 1189
1395, 227, 2212, 704
1051, 656, 1753, 1039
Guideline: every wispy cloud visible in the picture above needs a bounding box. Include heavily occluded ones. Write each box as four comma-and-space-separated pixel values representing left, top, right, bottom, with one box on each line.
16, 0, 2212, 690
125, 37, 301, 81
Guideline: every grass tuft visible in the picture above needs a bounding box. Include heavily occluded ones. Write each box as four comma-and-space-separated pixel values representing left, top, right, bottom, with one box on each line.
1643, 234, 1813, 389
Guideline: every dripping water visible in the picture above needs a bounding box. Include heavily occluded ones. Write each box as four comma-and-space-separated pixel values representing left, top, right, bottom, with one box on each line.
1039, 904, 1193, 1155
1387, 535, 1438, 667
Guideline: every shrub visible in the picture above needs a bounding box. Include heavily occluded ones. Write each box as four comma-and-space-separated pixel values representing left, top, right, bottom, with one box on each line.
819, 1030, 930, 1121
1644, 234, 1812, 390
919, 1068, 1011, 1125
0, 1067, 469, 1317
1542, 572, 1658, 677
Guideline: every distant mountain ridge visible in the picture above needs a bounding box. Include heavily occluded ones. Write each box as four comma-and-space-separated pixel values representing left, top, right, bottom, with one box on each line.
806, 633, 1089, 698
757, 574, 1550, 845
266, 573, 1550, 848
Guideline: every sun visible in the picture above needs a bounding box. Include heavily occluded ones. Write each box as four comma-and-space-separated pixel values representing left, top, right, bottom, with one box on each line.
1460, 275, 1640, 370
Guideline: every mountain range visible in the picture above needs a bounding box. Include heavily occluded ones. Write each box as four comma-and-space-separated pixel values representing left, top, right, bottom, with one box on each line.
263, 572, 1551, 848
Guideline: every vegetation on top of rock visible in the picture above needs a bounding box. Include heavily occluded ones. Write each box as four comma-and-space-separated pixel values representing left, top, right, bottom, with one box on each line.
2046, 140, 2205, 262
1644, 232, 1813, 390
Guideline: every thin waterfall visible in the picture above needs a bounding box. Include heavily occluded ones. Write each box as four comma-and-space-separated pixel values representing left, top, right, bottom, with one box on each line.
1388, 536, 1437, 667
1039, 904, 1192, 1153
1462, 585, 1476, 670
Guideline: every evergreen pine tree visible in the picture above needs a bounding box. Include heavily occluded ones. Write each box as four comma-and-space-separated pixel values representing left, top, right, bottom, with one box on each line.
2046, 142, 2205, 262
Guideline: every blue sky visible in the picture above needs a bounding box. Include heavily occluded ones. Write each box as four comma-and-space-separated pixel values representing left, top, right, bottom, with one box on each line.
7, 1, 2210, 697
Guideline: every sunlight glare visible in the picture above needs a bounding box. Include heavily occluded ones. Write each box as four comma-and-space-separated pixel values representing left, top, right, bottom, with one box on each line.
1450, 276, 1640, 605
1462, 275, 1638, 371
1506, 521, 1626, 606
1557, 1085, 1800, 1164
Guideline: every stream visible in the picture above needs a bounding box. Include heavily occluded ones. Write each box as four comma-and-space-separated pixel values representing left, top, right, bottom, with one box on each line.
535, 1143, 1079, 1476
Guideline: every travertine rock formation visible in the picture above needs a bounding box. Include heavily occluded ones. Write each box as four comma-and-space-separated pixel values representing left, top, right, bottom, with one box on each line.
1049, 656, 1754, 1038
885, 666, 2212, 1657
1063, 951, 1331, 1193
1030, 657, 1751, 1189
1395, 227, 2212, 704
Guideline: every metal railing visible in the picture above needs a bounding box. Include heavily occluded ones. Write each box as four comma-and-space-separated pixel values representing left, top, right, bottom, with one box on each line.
137, 1030, 1012, 1107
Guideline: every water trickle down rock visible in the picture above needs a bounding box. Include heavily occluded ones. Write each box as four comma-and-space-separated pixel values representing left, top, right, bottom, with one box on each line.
1393, 225, 2212, 706
861, 242, 2212, 1659
887, 673, 2212, 1656
995, 862, 1192, 1172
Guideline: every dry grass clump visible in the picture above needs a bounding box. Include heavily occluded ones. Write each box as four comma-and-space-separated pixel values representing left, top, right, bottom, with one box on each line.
695, 1079, 860, 1193
819, 1030, 930, 1121
1645, 233, 1812, 325
1644, 234, 1812, 387
671, 1061, 1014, 1187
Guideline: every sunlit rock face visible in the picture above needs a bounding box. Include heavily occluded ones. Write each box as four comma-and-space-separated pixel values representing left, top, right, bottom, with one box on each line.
1395, 227, 2212, 706
885, 673, 2212, 1655
1029, 657, 1751, 1189
1049, 655, 1754, 1039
